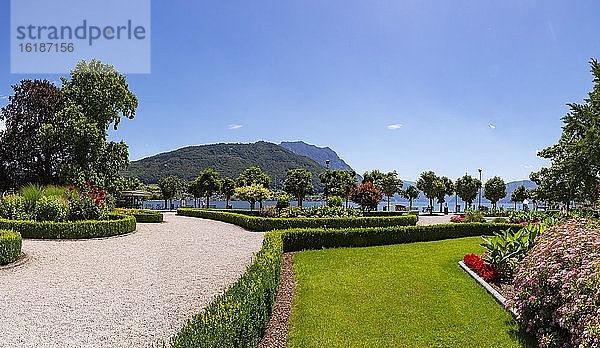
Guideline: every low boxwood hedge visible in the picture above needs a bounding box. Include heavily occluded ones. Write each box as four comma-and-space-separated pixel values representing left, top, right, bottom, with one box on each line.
115, 209, 164, 223
0, 229, 22, 265
171, 222, 519, 346
177, 208, 418, 231
0, 213, 136, 239
362, 210, 419, 217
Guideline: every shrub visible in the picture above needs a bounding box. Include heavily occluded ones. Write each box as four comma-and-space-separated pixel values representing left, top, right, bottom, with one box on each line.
280, 206, 362, 218
276, 194, 291, 209
463, 253, 500, 282
115, 209, 163, 223
33, 196, 68, 222
0, 213, 136, 239
327, 196, 343, 208
0, 229, 22, 265
260, 206, 279, 218
0, 195, 30, 220
491, 217, 508, 224
177, 208, 417, 231
19, 184, 44, 211
450, 215, 465, 223
67, 183, 110, 221
464, 209, 485, 223
170, 232, 283, 347
510, 220, 600, 348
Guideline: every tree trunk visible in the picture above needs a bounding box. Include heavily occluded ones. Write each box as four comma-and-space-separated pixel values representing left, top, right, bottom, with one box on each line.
514, 202, 517, 210
387, 197, 391, 211
206, 195, 210, 210
259, 201, 263, 210
409, 199, 413, 211
194, 198, 197, 208
226, 197, 230, 208
429, 198, 433, 214
440, 202, 443, 213
345, 197, 349, 209
298, 196, 303, 208
164, 199, 167, 209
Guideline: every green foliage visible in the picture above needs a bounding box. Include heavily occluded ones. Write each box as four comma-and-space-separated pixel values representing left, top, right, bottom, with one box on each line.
464, 209, 486, 223
0, 229, 22, 265
480, 224, 545, 277
41, 185, 68, 198
0, 213, 136, 239
417, 171, 438, 209
170, 233, 283, 348
401, 185, 420, 211
280, 206, 362, 218
484, 176, 507, 208
283, 167, 314, 207
235, 184, 272, 211
510, 184, 529, 205
19, 184, 45, 211
455, 174, 482, 208
33, 196, 68, 222
177, 208, 417, 231
115, 208, 163, 223
0, 195, 30, 220
319, 169, 357, 208
236, 166, 271, 188
276, 194, 291, 209
221, 177, 237, 207
158, 176, 186, 202
193, 169, 222, 208
327, 196, 343, 208
377, 171, 403, 210
66, 187, 109, 221
491, 217, 509, 224
349, 182, 383, 211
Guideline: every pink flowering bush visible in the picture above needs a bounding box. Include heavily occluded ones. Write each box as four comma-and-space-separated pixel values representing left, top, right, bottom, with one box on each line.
510, 220, 600, 347
450, 215, 465, 223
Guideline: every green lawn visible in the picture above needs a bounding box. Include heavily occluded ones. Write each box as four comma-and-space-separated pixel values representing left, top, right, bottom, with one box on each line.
288, 237, 529, 347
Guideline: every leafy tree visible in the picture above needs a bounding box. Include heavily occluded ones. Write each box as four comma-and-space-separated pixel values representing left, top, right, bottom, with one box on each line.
531, 59, 600, 207
362, 170, 385, 184
237, 166, 271, 188
417, 171, 438, 213
0, 80, 66, 190
188, 178, 203, 208
349, 182, 383, 211
319, 169, 357, 208
195, 169, 221, 209
158, 176, 185, 209
235, 184, 271, 211
283, 167, 314, 208
511, 184, 529, 210
42, 60, 137, 194
455, 174, 481, 209
378, 171, 403, 211
433, 179, 448, 212
484, 176, 507, 209
318, 169, 335, 199
220, 177, 236, 208
402, 185, 420, 211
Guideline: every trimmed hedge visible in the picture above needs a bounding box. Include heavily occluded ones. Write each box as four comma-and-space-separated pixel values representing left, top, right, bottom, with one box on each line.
0, 213, 136, 239
170, 221, 519, 346
177, 208, 418, 231
0, 229, 22, 265
116, 209, 164, 223
363, 210, 419, 217
279, 223, 519, 252
170, 232, 283, 347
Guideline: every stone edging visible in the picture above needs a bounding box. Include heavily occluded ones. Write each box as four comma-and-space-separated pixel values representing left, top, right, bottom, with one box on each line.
458, 261, 517, 317
0, 253, 29, 270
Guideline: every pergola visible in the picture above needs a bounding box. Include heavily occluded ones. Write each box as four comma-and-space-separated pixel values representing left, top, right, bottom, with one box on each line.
121, 190, 152, 208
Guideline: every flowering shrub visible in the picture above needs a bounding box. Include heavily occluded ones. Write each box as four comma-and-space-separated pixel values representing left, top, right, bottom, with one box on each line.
463, 253, 500, 282
510, 220, 600, 347
450, 215, 465, 223
67, 182, 110, 221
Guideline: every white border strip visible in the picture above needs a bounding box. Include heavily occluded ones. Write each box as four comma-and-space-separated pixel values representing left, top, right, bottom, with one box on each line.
459, 261, 517, 317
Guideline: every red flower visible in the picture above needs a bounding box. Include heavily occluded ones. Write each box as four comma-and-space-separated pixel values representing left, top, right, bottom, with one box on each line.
69, 185, 75, 191
95, 198, 101, 204
463, 254, 499, 282
85, 181, 90, 186
92, 185, 98, 191
90, 194, 97, 199
99, 190, 105, 196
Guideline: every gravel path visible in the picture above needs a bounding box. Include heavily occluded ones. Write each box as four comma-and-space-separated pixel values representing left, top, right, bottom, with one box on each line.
417, 214, 453, 226
0, 213, 264, 348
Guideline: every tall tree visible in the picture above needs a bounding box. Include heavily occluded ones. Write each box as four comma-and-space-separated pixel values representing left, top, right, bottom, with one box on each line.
455, 174, 481, 209
320, 169, 357, 208
235, 184, 271, 211
188, 177, 203, 208
237, 166, 271, 188
283, 167, 314, 208
195, 169, 221, 209
158, 176, 185, 209
402, 185, 420, 211
531, 59, 600, 207
0, 80, 66, 189
377, 171, 404, 211
484, 176, 507, 209
220, 177, 236, 208
417, 171, 438, 213
511, 184, 529, 210
433, 179, 448, 212
362, 170, 385, 184
350, 182, 383, 211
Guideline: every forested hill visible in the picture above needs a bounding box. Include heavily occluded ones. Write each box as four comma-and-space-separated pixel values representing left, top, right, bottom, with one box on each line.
124, 141, 326, 189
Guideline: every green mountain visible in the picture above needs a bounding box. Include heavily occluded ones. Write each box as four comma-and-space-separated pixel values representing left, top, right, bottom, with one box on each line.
124, 141, 326, 190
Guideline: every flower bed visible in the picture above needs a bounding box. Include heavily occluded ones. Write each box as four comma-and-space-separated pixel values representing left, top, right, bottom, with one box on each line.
0, 229, 22, 265
0, 213, 136, 239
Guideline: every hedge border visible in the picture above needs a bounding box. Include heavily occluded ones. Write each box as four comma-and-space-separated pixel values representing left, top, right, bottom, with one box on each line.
115, 209, 164, 223
0, 229, 22, 265
171, 219, 520, 347
177, 208, 418, 231
0, 213, 136, 239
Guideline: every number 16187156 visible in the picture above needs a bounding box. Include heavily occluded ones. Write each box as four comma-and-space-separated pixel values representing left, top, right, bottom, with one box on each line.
19, 42, 75, 53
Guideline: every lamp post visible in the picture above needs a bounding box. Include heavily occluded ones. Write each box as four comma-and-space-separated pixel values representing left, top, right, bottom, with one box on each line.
478, 168, 482, 210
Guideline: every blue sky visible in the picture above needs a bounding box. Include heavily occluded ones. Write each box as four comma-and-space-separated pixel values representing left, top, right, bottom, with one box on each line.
1, 0, 600, 182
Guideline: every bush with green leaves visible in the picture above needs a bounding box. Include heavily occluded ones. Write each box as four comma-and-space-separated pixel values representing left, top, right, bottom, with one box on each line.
0, 229, 22, 265
0, 195, 30, 220
33, 196, 68, 222
327, 196, 343, 208
280, 206, 362, 218
464, 209, 485, 223
0, 213, 135, 239
259, 206, 279, 218
491, 217, 508, 224
115, 209, 163, 223
276, 194, 291, 209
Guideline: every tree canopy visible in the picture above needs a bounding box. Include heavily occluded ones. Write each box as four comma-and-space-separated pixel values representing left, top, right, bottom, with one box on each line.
402, 185, 420, 211
237, 166, 271, 189
350, 182, 383, 211
455, 174, 481, 208
235, 184, 271, 211
377, 171, 403, 211
484, 176, 507, 209
417, 171, 438, 211
194, 169, 221, 208
283, 167, 314, 207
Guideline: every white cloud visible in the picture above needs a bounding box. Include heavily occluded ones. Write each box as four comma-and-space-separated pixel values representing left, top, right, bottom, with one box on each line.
488, 123, 496, 129
387, 123, 403, 130
228, 124, 243, 130
522, 164, 534, 169
0, 120, 5, 131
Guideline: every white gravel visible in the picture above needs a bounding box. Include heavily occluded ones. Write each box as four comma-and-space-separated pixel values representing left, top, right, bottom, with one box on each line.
0, 213, 264, 348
